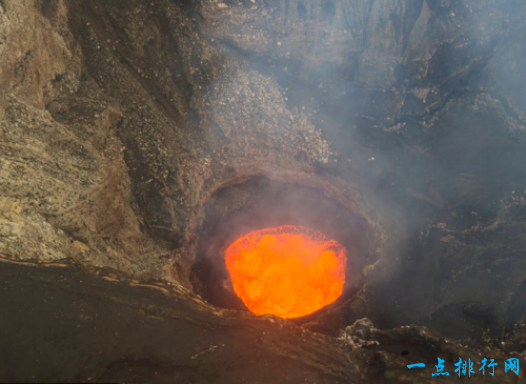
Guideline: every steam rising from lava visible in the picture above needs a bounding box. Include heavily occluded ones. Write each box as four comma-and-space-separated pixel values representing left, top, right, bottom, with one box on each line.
225, 225, 347, 319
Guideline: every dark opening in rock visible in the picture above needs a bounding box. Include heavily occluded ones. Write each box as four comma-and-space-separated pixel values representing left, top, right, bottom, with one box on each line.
190, 176, 373, 326
297, 3, 307, 20
321, 1, 336, 23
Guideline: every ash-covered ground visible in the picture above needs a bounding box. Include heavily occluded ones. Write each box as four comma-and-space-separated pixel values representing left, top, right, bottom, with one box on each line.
2, 0, 526, 382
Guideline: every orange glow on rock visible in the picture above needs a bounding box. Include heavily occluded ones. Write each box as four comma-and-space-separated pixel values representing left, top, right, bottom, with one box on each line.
225, 225, 347, 319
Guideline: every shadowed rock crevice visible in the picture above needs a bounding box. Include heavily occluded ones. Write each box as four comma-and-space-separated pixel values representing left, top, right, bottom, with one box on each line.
2, 0, 526, 382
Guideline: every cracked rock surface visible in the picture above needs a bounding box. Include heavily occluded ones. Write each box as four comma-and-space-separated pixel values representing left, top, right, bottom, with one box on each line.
2, 0, 526, 382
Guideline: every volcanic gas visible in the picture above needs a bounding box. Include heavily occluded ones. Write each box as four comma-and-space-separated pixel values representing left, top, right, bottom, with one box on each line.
225, 225, 347, 319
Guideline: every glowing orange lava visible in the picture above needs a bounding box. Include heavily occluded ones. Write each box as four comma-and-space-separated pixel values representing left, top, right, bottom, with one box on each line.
225, 225, 347, 319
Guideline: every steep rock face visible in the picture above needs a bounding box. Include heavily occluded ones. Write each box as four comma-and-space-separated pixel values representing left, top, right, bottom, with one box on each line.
1, 0, 343, 284
2, 0, 526, 366
0, 0, 171, 279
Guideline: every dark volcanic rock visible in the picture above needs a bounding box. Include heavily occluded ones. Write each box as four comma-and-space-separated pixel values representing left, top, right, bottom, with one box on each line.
2, 0, 526, 382
0, 255, 521, 383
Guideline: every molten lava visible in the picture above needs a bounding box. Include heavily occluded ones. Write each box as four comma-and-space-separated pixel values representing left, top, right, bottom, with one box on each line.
225, 225, 347, 319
